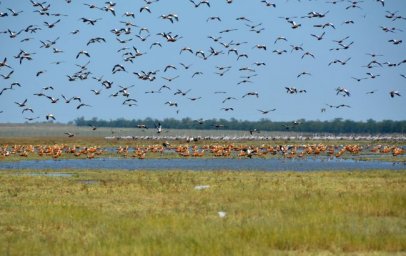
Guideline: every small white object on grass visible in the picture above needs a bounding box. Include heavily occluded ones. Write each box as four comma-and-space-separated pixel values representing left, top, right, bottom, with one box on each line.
194, 185, 210, 190
218, 211, 227, 218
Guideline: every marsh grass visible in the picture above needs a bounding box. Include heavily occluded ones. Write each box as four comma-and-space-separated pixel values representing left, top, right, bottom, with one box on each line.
0, 170, 405, 255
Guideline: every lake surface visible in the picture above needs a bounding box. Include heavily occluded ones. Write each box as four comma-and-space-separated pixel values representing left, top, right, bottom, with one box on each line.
0, 158, 404, 171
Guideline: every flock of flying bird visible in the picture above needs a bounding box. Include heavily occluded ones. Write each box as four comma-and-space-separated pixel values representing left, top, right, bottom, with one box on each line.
0, 0, 404, 129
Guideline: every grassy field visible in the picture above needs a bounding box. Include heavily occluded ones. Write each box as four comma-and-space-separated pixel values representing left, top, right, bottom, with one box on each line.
0, 170, 405, 255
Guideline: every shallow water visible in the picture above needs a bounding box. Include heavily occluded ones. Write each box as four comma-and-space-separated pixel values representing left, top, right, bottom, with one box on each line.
0, 158, 404, 171
22, 172, 74, 177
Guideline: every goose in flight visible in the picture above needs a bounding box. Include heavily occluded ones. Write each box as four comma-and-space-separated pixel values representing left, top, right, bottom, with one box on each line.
159, 85, 171, 91
297, 71, 311, 78
228, 48, 238, 56
61, 94, 74, 103
104, 3, 116, 16
0, 58, 12, 69
328, 57, 351, 66
388, 39, 402, 45
342, 20, 355, 25
208, 36, 222, 42
242, 92, 259, 98
0, 87, 12, 95
165, 101, 178, 107
209, 46, 224, 56
366, 90, 377, 94
288, 20, 301, 29
336, 104, 351, 109
236, 16, 252, 22
42, 86, 54, 91
212, 124, 226, 129
301, 52, 315, 59
83, 3, 102, 10
77, 103, 92, 109
154, 122, 162, 133
207, 16, 221, 22
87, 37, 106, 46
273, 49, 287, 55
219, 28, 238, 34
174, 89, 191, 96
46, 96, 59, 103
22, 108, 34, 114
180, 47, 194, 55
80, 17, 102, 26
336, 87, 350, 97
164, 65, 177, 72
389, 91, 401, 98
76, 50, 90, 59
366, 52, 383, 58
261, 0, 276, 7
290, 44, 304, 52
221, 107, 234, 111
91, 89, 102, 95
188, 97, 202, 101
35, 70, 47, 77
0, 70, 14, 79
15, 99, 28, 107
237, 79, 253, 85
311, 32, 326, 41
222, 96, 237, 103
257, 109, 276, 114
161, 75, 179, 82
44, 19, 61, 29
46, 114, 56, 120
192, 71, 203, 78
189, 0, 210, 8
25, 116, 40, 121
135, 34, 150, 42
252, 44, 267, 50
160, 13, 179, 23
274, 36, 287, 44
314, 23, 335, 29
366, 72, 380, 79
5, 28, 22, 39
338, 42, 354, 50
194, 118, 205, 125
179, 63, 192, 70
7, 8, 23, 16
253, 62, 266, 66
285, 87, 298, 94
150, 42, 162, 49
351, 76, 368, 82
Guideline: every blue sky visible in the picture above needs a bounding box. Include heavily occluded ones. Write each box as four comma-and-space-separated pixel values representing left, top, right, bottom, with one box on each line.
0, 0, 405, 123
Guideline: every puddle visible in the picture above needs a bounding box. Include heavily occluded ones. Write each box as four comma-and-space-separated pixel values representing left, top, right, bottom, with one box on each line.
23, 172, 73, 177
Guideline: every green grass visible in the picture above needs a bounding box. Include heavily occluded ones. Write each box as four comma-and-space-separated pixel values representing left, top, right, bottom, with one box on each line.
0, 170, 405, 255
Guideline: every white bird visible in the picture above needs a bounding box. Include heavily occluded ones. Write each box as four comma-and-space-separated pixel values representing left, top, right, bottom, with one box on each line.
194, 185, 210, 190
218, 211, 227, 218
389, 91, 401, 98
46, 114, 56, 120
154, 122, 162, 133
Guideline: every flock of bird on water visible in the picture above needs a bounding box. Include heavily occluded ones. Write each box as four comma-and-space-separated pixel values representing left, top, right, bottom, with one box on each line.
0, 142, 404, 159
0, 0, 404, 135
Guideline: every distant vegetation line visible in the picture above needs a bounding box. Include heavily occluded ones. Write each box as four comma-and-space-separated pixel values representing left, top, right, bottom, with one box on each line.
74, 117, 406, 134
